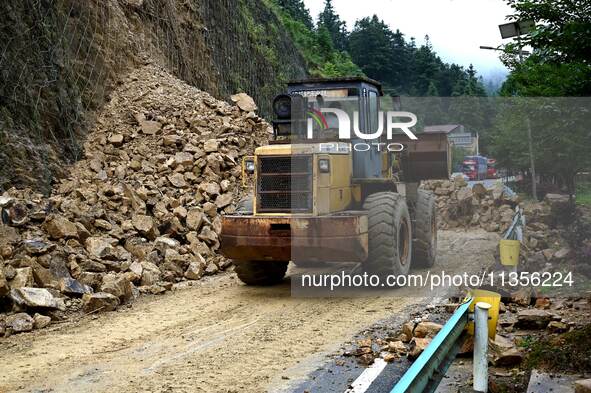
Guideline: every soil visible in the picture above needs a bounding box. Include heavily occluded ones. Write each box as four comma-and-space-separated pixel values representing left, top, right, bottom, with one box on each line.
0, 229, 499, 393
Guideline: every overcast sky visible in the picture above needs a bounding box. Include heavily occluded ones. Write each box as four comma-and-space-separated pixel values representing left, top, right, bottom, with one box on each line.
303, 0, 514, 82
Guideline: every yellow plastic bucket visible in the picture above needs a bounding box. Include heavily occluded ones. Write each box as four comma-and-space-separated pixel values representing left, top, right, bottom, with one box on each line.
499, 239, 521, 267
467, 289, 501, 339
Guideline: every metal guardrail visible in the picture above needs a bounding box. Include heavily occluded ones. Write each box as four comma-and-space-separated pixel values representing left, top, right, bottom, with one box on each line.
390, 297, 473, 393
503, 206, 525, 241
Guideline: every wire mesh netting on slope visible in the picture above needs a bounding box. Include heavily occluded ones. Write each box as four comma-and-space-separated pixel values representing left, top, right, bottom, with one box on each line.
0, 0, 307, 192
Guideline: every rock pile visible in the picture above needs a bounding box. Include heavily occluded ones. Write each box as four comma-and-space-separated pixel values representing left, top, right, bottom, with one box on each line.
422, 177, 520, 233
346, 320, 444, 365
0, 65, 268, 335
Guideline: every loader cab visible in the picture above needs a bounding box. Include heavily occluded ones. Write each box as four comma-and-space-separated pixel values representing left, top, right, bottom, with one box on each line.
272, 77, 385, 179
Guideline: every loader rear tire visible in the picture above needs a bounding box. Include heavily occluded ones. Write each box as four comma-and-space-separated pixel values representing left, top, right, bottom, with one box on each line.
362, 192, 412, 277
412, 190, 437, 268
234, 261, 288, 286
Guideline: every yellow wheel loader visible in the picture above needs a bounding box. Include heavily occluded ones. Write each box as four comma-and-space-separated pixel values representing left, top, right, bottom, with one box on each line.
220, 77, 450, 285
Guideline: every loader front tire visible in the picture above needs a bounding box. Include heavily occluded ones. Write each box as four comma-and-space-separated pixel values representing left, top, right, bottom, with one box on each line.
412, 190, 437, 268
362, 192, 412, 277
234, 261, 288, 286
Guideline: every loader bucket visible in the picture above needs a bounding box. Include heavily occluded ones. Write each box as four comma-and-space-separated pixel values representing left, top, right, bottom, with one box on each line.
392, 131, 451, 182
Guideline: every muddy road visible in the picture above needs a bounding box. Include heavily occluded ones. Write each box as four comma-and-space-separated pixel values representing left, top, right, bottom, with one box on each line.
0, 230, 498, 393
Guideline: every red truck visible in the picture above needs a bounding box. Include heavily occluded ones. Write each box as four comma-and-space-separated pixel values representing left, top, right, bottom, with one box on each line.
487, 158, 498, 179
462, 156, 488, 181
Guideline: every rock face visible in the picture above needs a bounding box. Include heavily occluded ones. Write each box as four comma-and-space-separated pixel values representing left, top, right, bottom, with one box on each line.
0, 65, 268, 333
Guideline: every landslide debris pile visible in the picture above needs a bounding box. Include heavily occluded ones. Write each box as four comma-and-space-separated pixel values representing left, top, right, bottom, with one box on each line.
423, 178, 582, 272
0, 65, 268, 335
422, 177, 520, 233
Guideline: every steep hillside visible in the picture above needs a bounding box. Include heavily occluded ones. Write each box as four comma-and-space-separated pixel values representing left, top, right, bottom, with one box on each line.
0, 0, 307, 192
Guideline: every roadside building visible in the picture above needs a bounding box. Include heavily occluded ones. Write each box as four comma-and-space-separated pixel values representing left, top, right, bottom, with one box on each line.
424, 125, 479, 155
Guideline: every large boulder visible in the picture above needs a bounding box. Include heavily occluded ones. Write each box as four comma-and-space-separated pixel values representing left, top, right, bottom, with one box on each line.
132, 214, 158, 239
5, 313, 34, 333
124, 237, 152, 260
516, 309, 554, 329
230, 93, 257, 112
215, 193, 233, 209
408, 337, 431, 360
82, 292, 120, 313
203, 139, 219, 153
8, 267, 34, 288
413, 321, 443, 338
184, 255, 206, 280
9, 287, 65, 310
100, 274, 133, 303
0, 267, 9, 296
22, 239, 56, 255
59, 277, 93, 297
489, 335, 523, 367
153, 236, 180, 254
43, 216, 78, 240
575, 379, 591, 393
186, 209, 204, 231
33, 313, 52, 329
140, 261, 162, 286
85, 237, 118, 260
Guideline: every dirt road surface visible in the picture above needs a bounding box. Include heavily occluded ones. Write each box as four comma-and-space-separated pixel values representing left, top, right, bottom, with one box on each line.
0, 230, 498, 393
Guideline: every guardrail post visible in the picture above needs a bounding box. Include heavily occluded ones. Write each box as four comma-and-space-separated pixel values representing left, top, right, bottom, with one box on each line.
474, 302, 492, 392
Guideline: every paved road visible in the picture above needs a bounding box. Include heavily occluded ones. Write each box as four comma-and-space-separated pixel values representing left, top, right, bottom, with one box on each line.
0, 230, 499, 393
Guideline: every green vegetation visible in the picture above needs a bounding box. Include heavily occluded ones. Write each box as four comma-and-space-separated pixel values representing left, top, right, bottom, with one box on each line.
525, 324, 591, 373
489, 0, 591, 197
264, 0, 362, 77
576, 181, 591, 206
349, 18, 487, 96
266, 0, 486, 91
516, 335, 536, 349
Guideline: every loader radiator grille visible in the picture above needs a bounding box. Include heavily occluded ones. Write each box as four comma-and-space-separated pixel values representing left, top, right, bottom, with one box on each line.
257, 156, 313, 213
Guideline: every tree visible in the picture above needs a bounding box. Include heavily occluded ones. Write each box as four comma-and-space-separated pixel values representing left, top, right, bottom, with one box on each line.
491, 98, 591, 196
492, 0, 591, 198
410, 36, 440, 95
501, 59, 591, 97
271, 0, 362, 77
349, 16, 400, 89
317, 0, 348, 51
504, 0, 591, 64
275, 0, 313, 29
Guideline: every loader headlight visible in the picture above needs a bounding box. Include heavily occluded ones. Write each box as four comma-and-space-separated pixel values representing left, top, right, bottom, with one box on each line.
245, 160, 255, 174
273, 94, 292, 119
318, 159, 330, 173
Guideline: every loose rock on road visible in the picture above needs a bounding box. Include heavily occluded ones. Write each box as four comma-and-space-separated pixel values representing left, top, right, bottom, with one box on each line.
0, 230, 499, 393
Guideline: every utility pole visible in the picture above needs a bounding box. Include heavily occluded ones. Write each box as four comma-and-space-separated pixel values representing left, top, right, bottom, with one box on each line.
517, 30, 537, 199
526, 117, 537, 198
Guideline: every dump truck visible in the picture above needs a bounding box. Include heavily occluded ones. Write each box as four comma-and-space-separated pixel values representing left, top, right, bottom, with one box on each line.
220, 77, 451, 285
